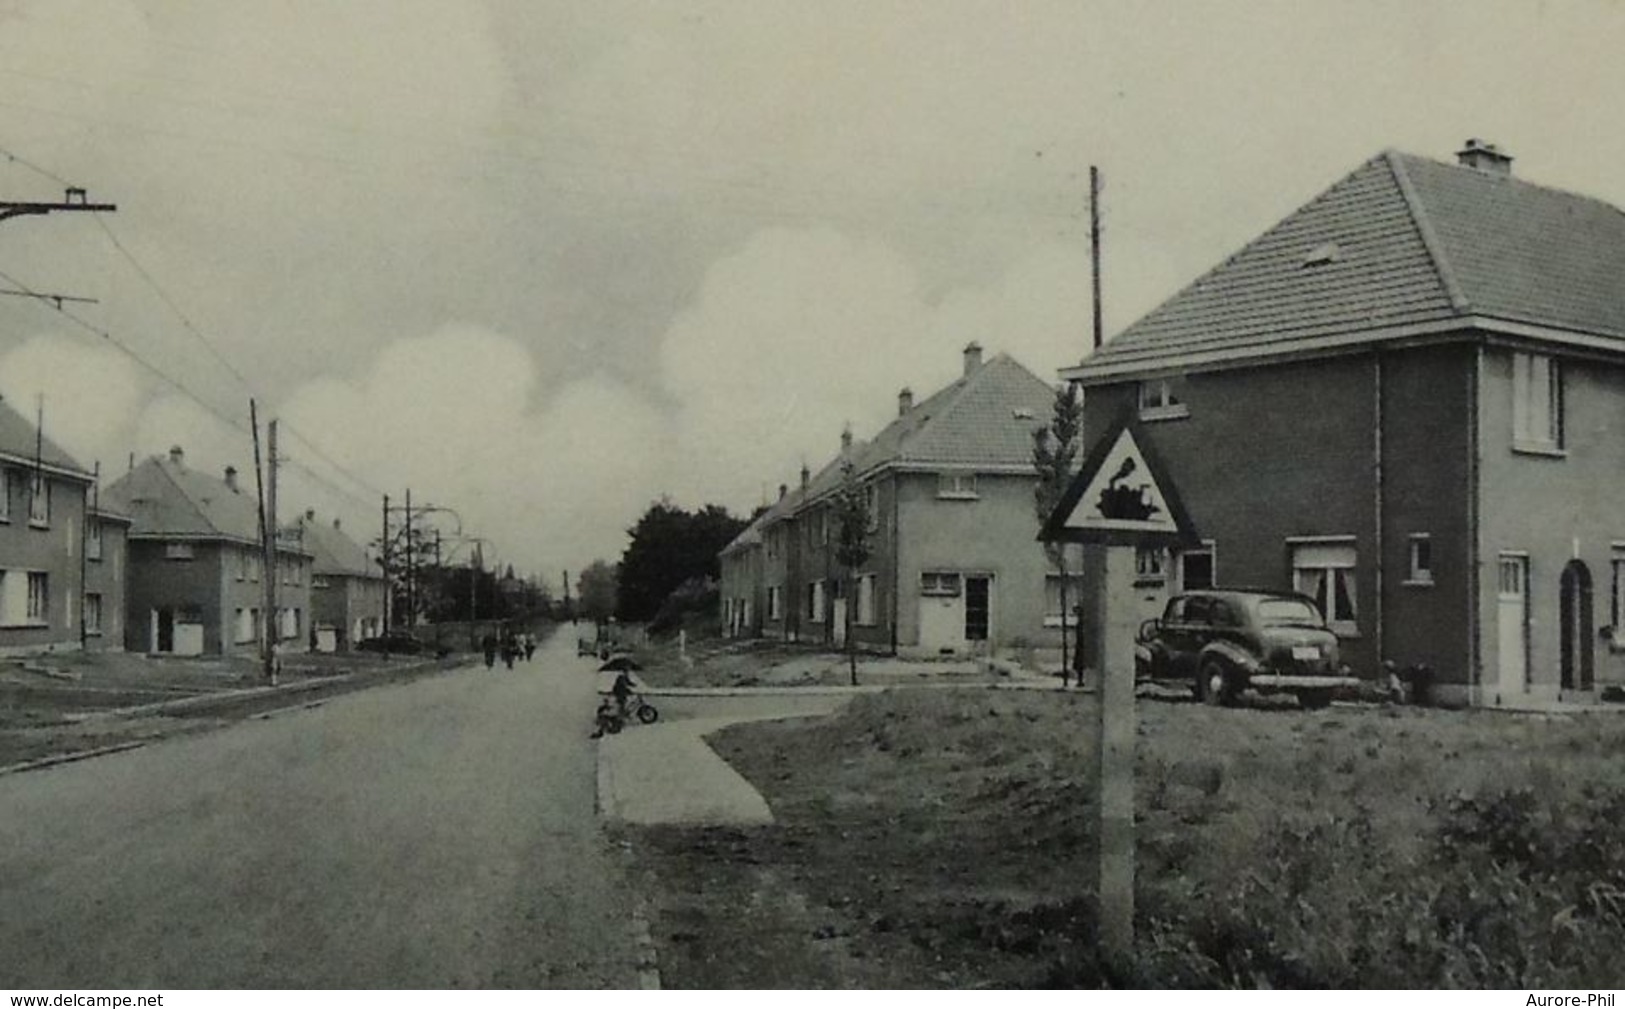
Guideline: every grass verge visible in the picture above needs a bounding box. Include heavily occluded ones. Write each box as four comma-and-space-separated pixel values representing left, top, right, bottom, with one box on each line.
631, 689, 1625, 988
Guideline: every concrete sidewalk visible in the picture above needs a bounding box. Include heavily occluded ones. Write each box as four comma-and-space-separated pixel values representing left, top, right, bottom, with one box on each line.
595, 694, 851, 826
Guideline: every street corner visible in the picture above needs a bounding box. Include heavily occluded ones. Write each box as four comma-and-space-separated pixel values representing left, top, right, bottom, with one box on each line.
595, 719, 775, 828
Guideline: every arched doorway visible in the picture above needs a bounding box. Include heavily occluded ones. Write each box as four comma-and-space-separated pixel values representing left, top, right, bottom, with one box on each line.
1560, 560, 1595, 692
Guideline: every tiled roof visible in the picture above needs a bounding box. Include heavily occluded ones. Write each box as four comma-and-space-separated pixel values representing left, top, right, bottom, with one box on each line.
0, 396, 91, 478
794, 353, 1056, 510
104, 453, 285, 548
294, 514, 383, 578
1067, 149, 1625, 380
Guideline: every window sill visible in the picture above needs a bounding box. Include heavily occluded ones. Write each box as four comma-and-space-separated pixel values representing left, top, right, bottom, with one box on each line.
1, 621, 49, 629
27, 521, 49, 531
1330, 624, 1361, 639
1139, 404, 1190, 423
1043, 616, 1079, 629
1134, 576, 1166, 589
1402, 577, 1434, 588
935, 492, 979, 501
1512, 441, 1567, 458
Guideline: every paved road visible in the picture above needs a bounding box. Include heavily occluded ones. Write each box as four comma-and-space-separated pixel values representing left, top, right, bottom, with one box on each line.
0, 633, 639, 988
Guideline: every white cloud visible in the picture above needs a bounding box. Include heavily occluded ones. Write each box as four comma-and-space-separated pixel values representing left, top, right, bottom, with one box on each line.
658, 226, 1089, 513
0, 335, 151, 474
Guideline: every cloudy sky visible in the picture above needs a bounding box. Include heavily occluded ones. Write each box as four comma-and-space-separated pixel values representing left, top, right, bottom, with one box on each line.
1, 0, 1622, 587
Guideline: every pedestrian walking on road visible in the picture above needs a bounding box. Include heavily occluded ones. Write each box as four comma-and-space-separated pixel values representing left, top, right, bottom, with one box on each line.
523, 632, 536, 662
481, 632, 497, 669
502, 632, 518, 670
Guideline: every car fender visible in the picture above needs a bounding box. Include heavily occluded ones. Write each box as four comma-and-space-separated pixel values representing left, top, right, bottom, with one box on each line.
1199, 640, 1261, 677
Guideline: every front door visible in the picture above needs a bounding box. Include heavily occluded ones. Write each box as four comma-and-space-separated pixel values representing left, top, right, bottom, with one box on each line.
155, 608, 175, 653
965, 577, 991, 644
832, 597, 847, 647
1497, 555, 1528, 701
1560, 560, 1595, 692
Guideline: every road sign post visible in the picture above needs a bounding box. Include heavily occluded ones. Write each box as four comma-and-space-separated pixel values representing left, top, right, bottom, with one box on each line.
1039, 410, 1198, 977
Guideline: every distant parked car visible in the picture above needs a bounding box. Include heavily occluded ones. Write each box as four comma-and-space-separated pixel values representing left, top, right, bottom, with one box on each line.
357, 631, 426, 655
1135, 589, 1359, 708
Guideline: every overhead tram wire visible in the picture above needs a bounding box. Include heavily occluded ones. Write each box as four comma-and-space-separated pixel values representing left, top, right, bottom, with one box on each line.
0, 261, 377, 511
0, 139, 387, 507
90, 215, 386, 503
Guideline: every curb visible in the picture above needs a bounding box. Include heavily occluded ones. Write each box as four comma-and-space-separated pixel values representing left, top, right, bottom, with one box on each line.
643, 679, 1071, 698
0, 739, 150, 777
66, 657, 451, 723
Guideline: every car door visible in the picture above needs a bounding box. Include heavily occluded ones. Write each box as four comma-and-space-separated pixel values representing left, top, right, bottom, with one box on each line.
1169, 595, 1211, 679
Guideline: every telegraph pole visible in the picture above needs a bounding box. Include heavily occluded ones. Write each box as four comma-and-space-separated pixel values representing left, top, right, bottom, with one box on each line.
381, 494, 391, 632
1091, 165, 1104, 351
404, 487, 414, 631
265, 420, 280, 684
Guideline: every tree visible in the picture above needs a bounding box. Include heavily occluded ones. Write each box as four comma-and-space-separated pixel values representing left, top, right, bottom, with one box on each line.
831, 460, 872, 686
576, 560, 619, 625
1033, 383, 1083, 681
617, 499, 746, 623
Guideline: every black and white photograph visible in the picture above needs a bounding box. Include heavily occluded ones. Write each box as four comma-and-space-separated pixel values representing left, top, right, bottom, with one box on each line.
1, 0, 1624, 993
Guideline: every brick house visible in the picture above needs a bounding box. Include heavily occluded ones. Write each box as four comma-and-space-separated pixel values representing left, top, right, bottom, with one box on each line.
292, 508, 386, 652
105, 446, 313, 657
0, 398, 102, 655
83, 499, 132, 652
722, 343, 1077, 658
1061, 140, 1625, 706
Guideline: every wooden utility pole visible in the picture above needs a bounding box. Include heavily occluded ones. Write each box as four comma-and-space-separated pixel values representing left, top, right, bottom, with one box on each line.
469, 549, 479, 651
266, 420, 279, 683
404, 487, 414, 631
251, 403, 277, 684
381, 494, 391, 632
1091, 165, 1104, 351
433, 529, 443, 651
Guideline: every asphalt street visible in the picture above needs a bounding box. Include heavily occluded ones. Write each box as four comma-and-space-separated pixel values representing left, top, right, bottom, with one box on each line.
0, 632, 640, 988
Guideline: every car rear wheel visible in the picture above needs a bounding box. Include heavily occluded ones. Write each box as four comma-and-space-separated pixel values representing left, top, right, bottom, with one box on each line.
1199, 661, 1232, 707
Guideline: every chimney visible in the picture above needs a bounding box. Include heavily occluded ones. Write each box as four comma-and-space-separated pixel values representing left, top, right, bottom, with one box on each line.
1456, 138, 1512, 175
898, 387, 913, 416
962, 341, 983, 376
223, 465, 238, 491
333, 517, 342, 530
800, 462, 810, 492
167, 445, 184, 467
305, 507, 316, 522
778, 483, 787, 501
840, 424, 853, 453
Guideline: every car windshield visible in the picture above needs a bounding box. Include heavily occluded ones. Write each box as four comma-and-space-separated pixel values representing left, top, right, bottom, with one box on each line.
1255, 598, 1324, 627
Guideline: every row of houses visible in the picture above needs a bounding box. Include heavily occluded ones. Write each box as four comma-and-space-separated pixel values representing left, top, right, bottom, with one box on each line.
0, 427, 386, 658
721, 139, 1625, 707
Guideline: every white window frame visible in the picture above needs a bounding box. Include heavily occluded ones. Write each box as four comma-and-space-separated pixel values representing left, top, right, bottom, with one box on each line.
1512, 351, 1564, 454
767, 585, 782, 621
166, 541, 195, 560
1407, 533, 1434, 586
807, 581, 825, 623
1291, 538, 1358, 635
87, 519, 103, 562
26, 571, 48, 624
1135, 546, 1167, 584
1138, 377, 1189, 422
1610, 547, 1625, 650
856, 573, 876, 626
864, 484, 880, 532
85, 592, 103, 635
920, 571, 962, 597
27, 471, 49, 527
937, 472, 978, 500
0, 468, 10, 523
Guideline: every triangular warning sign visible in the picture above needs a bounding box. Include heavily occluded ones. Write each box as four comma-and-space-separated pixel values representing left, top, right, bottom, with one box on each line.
1039, 413, 1198, 546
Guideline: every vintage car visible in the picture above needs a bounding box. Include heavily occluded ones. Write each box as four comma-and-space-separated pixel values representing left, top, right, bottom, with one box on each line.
1135, 589, 1359, 708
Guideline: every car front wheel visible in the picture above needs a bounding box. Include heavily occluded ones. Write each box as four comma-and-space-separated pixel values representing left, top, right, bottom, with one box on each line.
1199, 661, 1233, 707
